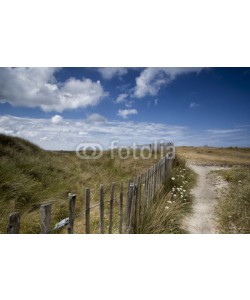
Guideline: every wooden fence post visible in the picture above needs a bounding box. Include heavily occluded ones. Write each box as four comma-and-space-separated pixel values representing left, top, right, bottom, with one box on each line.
85, 188, 91, 234
144, 171, 148, 211
153, 165, 157, 199
125, 179, 131, 228
138, 175, 142, 228
135, 176, 142, 233
7, 212, 20, 234
100, 184, 105, 234
119, 182, 123, 234
40, 203, 52, 234
68, 193, 76, 234
128, 181, 135, 234
109, 182, 116, 234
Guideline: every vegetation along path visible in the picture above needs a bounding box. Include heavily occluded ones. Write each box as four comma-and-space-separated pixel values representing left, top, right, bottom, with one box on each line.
182, 162, 229, 234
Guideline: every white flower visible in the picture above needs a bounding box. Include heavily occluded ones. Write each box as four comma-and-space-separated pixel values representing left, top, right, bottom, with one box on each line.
171, 177, 175, 180
167, 200, 172, 204
165, 206, 169, 210
173, 194, 177, 197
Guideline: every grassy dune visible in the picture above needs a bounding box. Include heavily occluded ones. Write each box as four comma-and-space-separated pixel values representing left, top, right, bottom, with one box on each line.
0, 134, 168, 233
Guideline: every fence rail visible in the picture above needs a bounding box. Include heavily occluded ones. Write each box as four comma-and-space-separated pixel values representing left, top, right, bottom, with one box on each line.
6, 155, 173, 234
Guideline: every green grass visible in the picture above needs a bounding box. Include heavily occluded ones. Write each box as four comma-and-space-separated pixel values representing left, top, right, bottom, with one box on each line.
137, 156, 197, 234
215, 167, 250, 233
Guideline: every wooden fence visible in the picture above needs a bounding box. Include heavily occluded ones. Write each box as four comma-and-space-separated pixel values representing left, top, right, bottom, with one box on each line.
6, 155, 173, 234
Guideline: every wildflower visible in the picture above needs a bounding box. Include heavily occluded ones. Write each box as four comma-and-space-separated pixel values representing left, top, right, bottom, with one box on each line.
167, 200, 172, 204
165, 206, 169, 210
171, 177, 175, 180
173, 194, 177, 197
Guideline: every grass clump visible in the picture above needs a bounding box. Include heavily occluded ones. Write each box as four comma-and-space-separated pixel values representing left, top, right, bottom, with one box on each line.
215, 168, 250, 233
138, 156, 196, 234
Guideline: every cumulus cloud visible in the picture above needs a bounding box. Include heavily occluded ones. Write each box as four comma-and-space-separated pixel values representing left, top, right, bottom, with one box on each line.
51, 115, 63, 124
85, 113, 107, 123
0, 68, 107, 112
134, 68, 204, 98
98, 68, 128, 79
190, 102, 200, 108
117, 109, 138, 119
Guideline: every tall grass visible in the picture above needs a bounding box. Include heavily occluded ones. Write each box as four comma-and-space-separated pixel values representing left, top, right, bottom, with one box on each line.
0, 134, 167, 233
215, 168, 250, 233
137, 156, 196, 234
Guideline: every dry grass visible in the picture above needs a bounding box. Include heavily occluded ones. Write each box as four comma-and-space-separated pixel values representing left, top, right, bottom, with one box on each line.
137, 156, 197, 234
177, 146, 250, 166
0, 134, 167, 233
214, 168, 250, 233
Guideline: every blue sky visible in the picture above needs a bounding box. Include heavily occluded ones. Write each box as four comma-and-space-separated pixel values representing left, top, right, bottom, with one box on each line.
0, 67, 250, 150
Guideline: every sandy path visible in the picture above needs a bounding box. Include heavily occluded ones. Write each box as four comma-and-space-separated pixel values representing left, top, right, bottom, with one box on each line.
182, 163, 228, 234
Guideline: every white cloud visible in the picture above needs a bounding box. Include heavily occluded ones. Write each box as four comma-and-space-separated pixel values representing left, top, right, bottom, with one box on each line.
1, 115, 250, 150
0, 68, 107, 112
190, 102, 200, 108
117, 109, 138, 119
115, 93, 128, 104
115, 93, 134, 108
85, 113, 107, 123
51, 115, 63, 124
0, 115, 191, 150
155, 99, 159, 106
98, 68, 128, 79
207, 129, 242, 135
134, 68, 204, 98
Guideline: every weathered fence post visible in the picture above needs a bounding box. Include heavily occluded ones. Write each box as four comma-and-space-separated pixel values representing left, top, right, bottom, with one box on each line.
128, 181, 135, 234
7, 212, 20, 234
85, 188, 91, 234
137, 175, 142, 231
125, 179, 131, 228
40, 203, 52, 234
100, 184, 105, 234
119, 182, 123, 234
153, 164, 157, 197
144, 171, 148, 210
68, 193, 76, 234
109, 182, 116, 234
